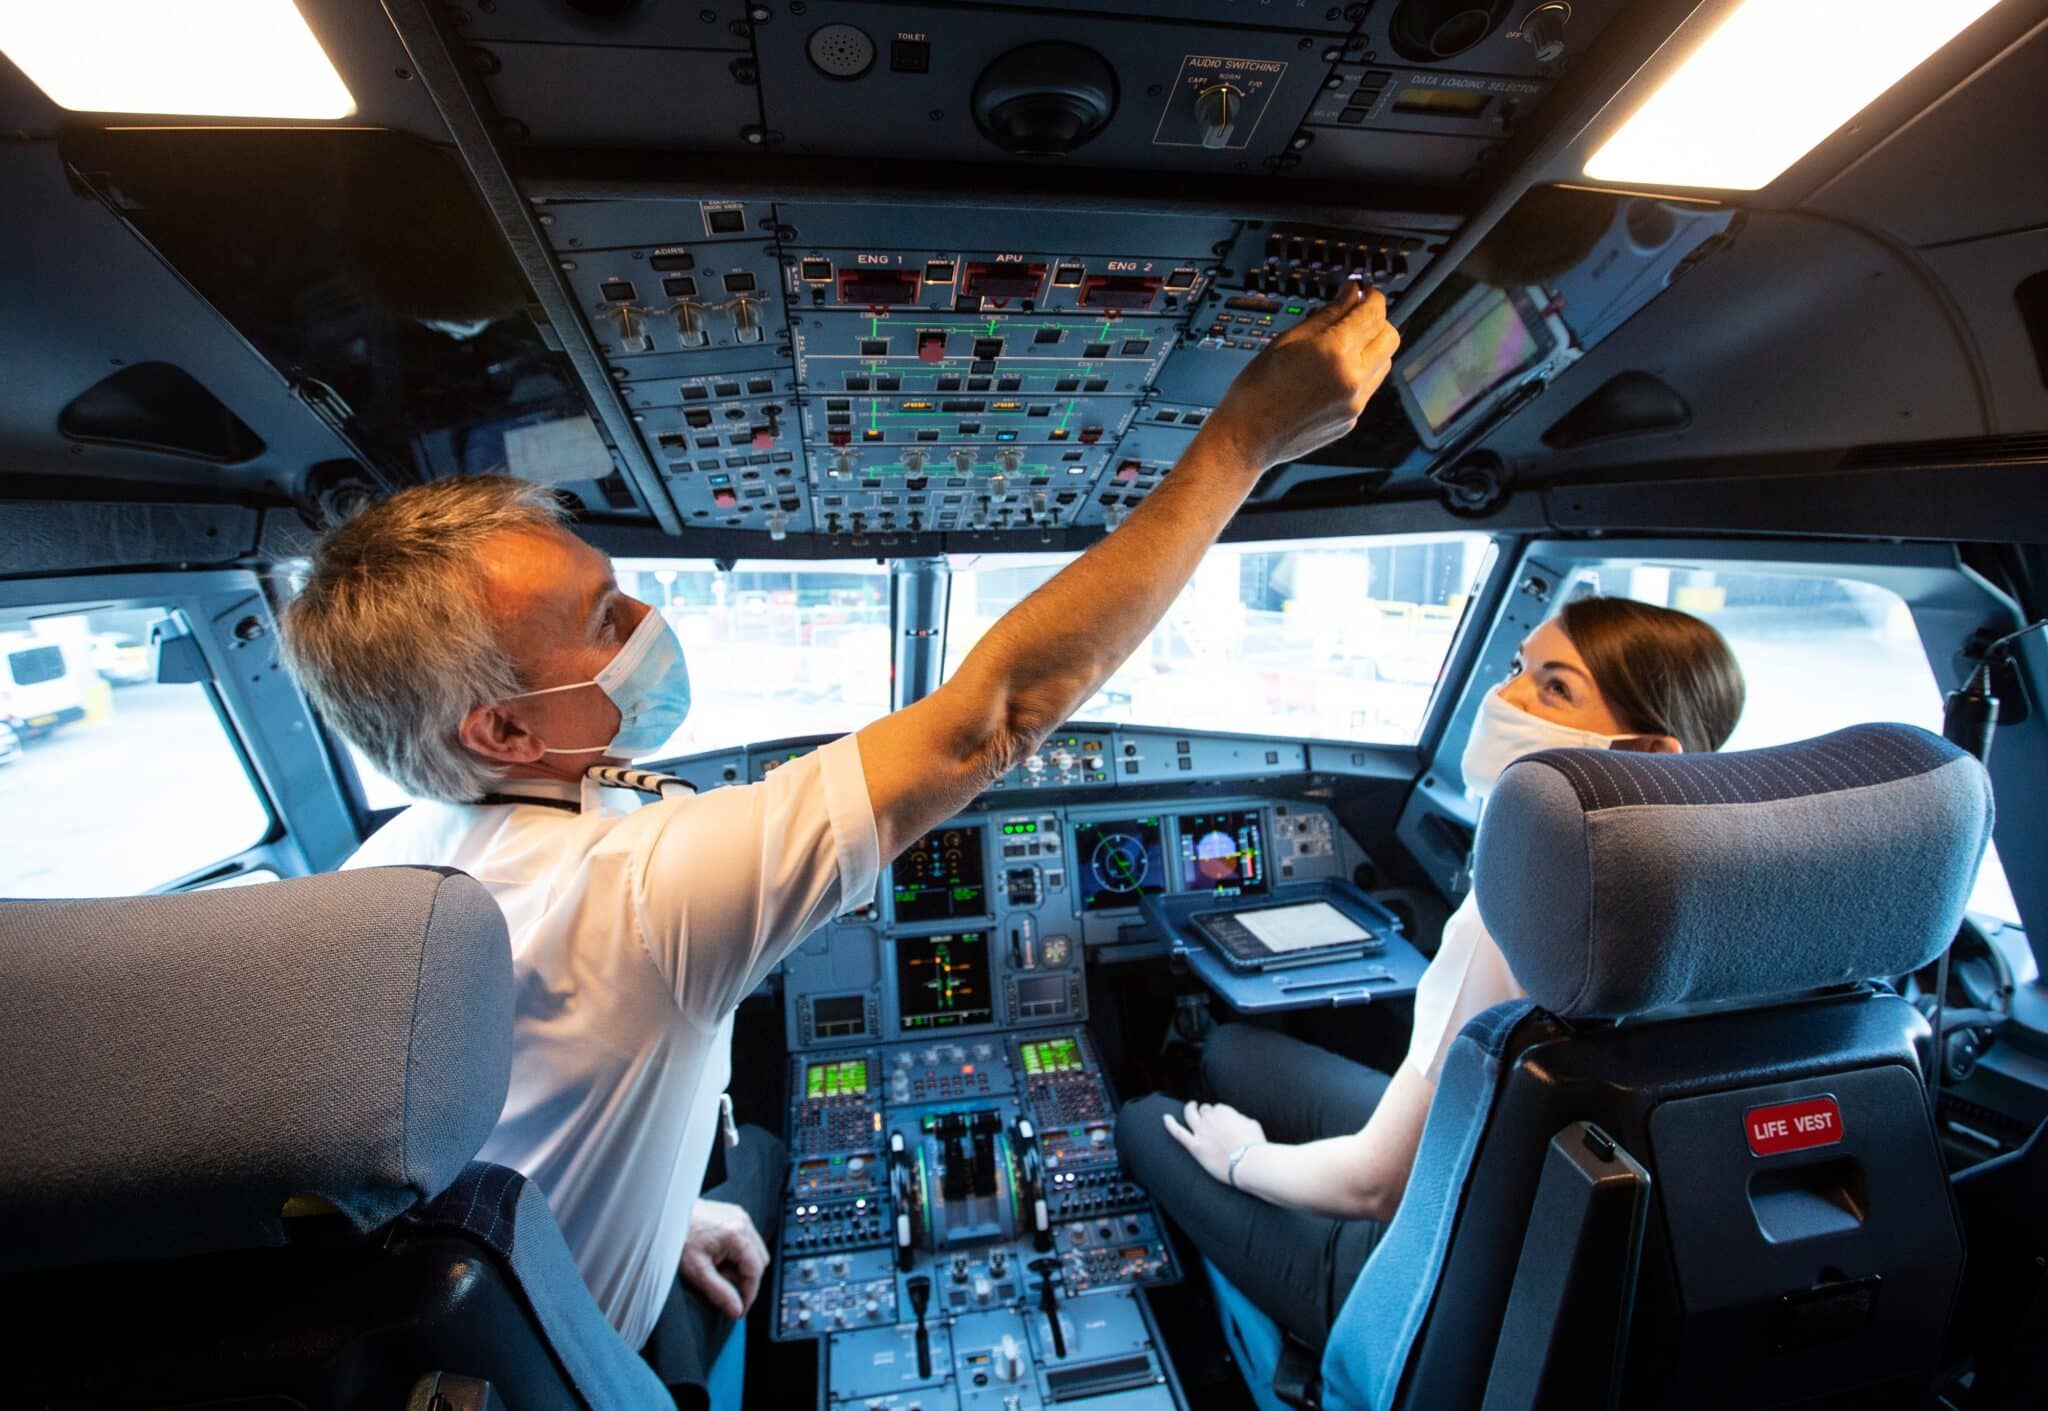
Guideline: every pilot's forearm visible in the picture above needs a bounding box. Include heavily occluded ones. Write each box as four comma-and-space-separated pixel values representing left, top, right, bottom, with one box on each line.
857, 288, 1392, 859
944, 421, 1266, 757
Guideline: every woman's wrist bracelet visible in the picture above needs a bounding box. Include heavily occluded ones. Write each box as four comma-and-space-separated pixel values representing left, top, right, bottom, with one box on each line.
1225, 1140, 1262, 1188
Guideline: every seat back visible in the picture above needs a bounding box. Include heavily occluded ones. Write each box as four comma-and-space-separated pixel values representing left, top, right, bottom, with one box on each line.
1323, 723, 1995, 1411
0, 867, 670, 1410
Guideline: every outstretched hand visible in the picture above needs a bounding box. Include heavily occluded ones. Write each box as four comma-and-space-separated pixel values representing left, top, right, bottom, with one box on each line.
1200, 283, 1400, 472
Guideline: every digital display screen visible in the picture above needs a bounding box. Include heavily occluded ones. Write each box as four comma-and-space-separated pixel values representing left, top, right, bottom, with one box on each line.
811, 993, 868, 1039
1400, 286, 1542, 434
805, 1057, 870, 1099
896, 931, 994, 1031
1020, 1036, 1083, 1074
1014, 975, 1070, 1019
1178, 810, 1267, 897
892, 826, 988, 923
1074, 817, 1167, 911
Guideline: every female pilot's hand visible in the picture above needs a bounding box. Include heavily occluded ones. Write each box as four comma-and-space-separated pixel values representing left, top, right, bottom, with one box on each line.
1163, 1099, 1268, 1186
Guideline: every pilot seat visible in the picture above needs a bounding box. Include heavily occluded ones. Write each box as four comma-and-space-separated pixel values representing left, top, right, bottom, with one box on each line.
1205, 722, 1994, 1411
0, 865, 714, 1411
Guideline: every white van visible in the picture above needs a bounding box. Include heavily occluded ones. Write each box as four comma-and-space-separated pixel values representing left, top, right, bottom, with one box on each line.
0, 632, 89, 739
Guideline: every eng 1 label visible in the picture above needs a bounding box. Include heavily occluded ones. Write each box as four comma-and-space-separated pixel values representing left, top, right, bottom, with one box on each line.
1745, 1096, 1844, 1156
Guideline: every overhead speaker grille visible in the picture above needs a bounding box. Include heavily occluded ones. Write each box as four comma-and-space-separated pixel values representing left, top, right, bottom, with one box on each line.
1388, 0, 1512, 63
808, 23, 876, 79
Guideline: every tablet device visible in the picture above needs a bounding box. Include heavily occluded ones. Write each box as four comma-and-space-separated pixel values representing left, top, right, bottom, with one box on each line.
1393, 282, 1570, 450
1190, 899, 1384, 973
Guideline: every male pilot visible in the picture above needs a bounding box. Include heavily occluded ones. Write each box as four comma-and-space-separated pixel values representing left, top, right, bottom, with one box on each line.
280, 287, 1396, 1403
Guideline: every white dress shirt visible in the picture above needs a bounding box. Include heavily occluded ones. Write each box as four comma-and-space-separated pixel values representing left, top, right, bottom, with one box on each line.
1400, 891, 1528, 1085
344, 734, 879, 1350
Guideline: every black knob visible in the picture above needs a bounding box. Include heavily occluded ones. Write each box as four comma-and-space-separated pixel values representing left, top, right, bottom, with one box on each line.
973, 43, 1118, 156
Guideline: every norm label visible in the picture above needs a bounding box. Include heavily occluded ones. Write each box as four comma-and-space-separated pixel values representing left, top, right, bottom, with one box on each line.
1745, 1096, 1844, 1157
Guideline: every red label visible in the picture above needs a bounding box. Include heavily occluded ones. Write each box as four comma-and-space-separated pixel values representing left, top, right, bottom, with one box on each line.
1745, 1096, 1844, 1156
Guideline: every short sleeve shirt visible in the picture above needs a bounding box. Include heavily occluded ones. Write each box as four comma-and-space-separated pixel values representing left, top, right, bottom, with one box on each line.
343, 733, 879, 1350
1401, 891, 1528, 1085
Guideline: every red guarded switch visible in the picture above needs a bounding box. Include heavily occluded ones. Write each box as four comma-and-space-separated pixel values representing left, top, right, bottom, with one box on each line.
711, 488, 738, 509
1114, 460, 1141, 482
829, 427, 852, 447
751, 425, 777, 450
1078, 425, 1103, 444
918, 330, 947, 364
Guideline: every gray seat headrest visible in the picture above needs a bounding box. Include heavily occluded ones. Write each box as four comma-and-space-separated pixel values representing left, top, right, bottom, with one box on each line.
0, 867, 513, 1273
1473, 723, 1994, 1020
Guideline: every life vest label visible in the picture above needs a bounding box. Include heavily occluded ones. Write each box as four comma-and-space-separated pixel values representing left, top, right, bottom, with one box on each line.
1745, 1096, 1843, 1156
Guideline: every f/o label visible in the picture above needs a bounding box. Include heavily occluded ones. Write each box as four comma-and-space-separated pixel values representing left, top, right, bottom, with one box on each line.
1744, 1095, 1843, 1156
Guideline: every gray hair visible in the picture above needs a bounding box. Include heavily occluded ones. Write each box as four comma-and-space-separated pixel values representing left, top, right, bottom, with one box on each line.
280, 475, 568, 804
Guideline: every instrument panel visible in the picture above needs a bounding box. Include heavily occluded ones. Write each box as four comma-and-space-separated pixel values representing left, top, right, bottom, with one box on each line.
781, 790, 1348, 1049
760, 723, 1364, 1409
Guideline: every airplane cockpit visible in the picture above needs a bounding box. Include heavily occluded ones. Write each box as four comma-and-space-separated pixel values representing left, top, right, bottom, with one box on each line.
2, 3, 2046, 1409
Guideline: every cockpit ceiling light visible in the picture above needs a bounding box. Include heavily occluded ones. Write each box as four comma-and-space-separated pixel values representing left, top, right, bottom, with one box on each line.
1582, 0, 1999, 191
0, 1, 356, 120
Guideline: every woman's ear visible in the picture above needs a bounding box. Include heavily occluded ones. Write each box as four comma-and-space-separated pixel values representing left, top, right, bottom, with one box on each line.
1610, 733, 1684, 754
459, 702, 545, 766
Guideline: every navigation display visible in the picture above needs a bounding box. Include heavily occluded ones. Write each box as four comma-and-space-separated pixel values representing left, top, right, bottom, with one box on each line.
892, 825, 987, 923
805, 1057, 870, 1099
1074, 816, 1167, 911
1020, 1036, 1083, 1074
896, 931, 994, 1031
1177, 810, 1267, 897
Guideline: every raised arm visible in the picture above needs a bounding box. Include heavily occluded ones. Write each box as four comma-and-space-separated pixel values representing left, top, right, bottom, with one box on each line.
857, 286, 1398, 860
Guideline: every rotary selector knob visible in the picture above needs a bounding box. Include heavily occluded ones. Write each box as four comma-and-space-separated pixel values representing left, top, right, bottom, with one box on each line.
1195, 83, 1243, 148
1521, 3, 1570, 63
1083, 754, 1104, 771
1023, 754, 1047, 775
1050, 748, 1075, 773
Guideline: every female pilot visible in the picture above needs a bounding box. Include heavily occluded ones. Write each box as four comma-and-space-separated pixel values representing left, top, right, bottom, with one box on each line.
1116, 595, 1746, 1352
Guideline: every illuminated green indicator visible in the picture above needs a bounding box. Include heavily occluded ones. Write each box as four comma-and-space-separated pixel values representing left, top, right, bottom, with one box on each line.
1020, 1038, 1081, 1074
806, 1058, 869, 1098
1001, 822, 1039, 835
1285, 304, 1306, 315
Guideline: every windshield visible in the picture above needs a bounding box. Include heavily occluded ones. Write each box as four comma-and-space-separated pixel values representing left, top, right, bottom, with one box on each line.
943, 534, 1495, 745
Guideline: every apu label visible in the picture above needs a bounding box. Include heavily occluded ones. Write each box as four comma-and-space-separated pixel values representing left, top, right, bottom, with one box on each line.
1745, 1096, 1844, 1156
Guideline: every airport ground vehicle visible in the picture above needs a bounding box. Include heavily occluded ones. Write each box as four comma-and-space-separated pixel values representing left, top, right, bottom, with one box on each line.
2, 2, 2046, 1409
0, 628, 89, 738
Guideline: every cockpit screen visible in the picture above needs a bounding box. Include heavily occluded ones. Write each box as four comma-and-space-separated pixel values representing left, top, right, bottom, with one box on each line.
1178, 810, 1267, 897
1020, 1036, 1083, 1075
1074, 817, 1166, 911
892, 825, 987, 923
896, 932, 994, 1031
806, 1057, 870, 1099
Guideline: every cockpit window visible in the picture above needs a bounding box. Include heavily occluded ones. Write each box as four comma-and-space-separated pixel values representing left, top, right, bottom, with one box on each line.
945, 535, 1495, 746
1562, 564, 2021, 925
342, 558, 894, 810
0, 609, 270, 897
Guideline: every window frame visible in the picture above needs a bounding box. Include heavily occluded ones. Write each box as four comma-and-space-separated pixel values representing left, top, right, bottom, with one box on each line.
0, 569, 359, 890
1399, 537, 2041, 936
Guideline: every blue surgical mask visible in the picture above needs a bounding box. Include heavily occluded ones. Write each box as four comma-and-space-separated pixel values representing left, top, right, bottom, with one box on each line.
510, 608, 692, 760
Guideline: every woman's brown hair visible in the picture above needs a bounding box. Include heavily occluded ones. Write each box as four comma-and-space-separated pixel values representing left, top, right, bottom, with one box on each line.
1557, 596, 1746, 753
